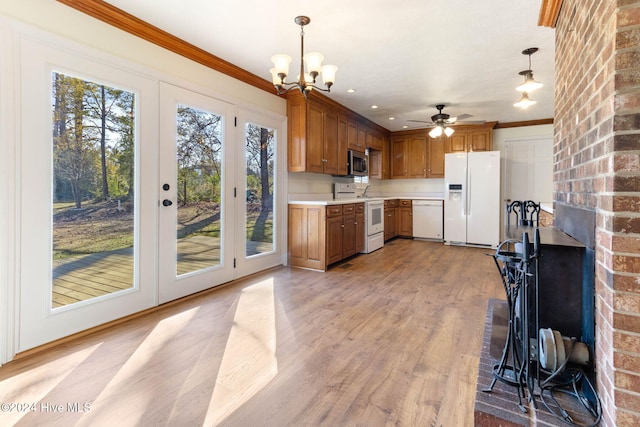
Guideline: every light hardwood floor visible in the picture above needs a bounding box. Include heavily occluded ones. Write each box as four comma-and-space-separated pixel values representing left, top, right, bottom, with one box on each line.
0, 239, 504, 427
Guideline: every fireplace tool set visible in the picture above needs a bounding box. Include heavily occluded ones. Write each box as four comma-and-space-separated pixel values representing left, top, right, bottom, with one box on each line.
484, 229, 602, 426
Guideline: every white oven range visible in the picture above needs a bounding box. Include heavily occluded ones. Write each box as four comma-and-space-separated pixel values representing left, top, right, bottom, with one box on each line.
362, 199, 384, 253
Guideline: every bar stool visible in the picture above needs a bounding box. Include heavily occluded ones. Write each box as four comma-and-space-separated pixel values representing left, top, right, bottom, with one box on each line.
521, 200, 540, 226
506, 200, 524, 227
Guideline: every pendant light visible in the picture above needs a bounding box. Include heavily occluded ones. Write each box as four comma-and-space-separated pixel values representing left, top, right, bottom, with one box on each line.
513, 92, 537, 108
270, 16, 337, 98
515, 47, 543, 93
514, 47, 542, 109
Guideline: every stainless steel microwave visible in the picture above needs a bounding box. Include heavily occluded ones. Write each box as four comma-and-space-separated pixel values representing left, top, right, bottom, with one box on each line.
348, 150, 368, 176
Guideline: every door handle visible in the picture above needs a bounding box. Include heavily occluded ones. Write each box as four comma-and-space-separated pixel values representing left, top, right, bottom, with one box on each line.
162, 199, 173, 207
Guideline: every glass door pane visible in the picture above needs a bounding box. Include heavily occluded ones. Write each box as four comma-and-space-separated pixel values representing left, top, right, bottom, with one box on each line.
175, 105, 223, 276
244, 123, 275, 257
51, 72, 135, 308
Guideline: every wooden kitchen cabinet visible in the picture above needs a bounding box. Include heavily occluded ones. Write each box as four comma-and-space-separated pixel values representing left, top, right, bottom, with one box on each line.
337, 115, 349, 176
366, 129, 384, 151
342, 204, 357, 258
381, 137, 390, 179
384, 199, 398, 240
326, 205, 344, 265
369, 149, 381, 178
322, 107, 340, 175
355, 203, 365, 253
289, 202, 364, 271
288, 91, 347, 174
397, 199, 413, 237
288, 204, 326, 270
390, 131, 428, 179
468, 128, 492, 151
427, 136, 446, 178
345, 120, 367, 153
445, 123, 497, 152
368, 135, 390, 180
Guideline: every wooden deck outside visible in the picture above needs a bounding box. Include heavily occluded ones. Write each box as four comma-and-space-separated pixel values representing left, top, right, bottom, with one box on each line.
52, 236, 273, 308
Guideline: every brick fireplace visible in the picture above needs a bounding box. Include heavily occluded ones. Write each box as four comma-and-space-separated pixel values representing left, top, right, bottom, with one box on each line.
551, 0, 640, 425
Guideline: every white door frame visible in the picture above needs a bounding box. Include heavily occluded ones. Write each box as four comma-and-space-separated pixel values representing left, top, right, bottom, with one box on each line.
0, 19, 17, 364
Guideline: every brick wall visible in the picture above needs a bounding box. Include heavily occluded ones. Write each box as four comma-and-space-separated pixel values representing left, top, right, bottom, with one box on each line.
554, 1, 640, 426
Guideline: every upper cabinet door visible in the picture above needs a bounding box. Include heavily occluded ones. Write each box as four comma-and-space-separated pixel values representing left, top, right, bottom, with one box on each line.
306, 102, 325, 173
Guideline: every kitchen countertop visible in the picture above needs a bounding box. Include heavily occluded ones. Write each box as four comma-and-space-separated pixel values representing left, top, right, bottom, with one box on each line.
288, 196, 444, 205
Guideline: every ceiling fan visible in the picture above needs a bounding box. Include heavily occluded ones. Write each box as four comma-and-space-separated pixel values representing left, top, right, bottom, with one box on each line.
407, 104, 485, 137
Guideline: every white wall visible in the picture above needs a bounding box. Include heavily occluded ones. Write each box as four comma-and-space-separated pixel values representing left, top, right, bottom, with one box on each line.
493, 124, 554, 152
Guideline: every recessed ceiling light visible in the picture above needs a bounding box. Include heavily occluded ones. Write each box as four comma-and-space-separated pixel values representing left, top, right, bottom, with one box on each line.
371, 105, 378, 109
402, 125, 408, 129
347, 88, 356, 93
389, 117, 395, 120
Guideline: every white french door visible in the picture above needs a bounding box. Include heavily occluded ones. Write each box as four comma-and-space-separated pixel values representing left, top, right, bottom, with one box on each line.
15, 38, 286, 353
158, 83, 236, 303
158, 87, 286, 302
18, 38, 158, 351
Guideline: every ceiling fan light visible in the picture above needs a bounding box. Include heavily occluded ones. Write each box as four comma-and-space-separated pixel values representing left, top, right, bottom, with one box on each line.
271, 54, 292, 77
514, 92, 537, 108
444, 126, 455, 137
429, 126, 443, 138
303, 52, 324, 74
321, 64, 338, 86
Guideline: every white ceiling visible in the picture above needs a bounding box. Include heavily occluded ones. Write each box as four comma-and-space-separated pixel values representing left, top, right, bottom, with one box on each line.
105, 0, 555, 132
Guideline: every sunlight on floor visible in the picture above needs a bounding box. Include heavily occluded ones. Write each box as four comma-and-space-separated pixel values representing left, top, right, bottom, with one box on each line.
204, 278, 278, 426
0, 344, 101, 425
82, 307, 200, 425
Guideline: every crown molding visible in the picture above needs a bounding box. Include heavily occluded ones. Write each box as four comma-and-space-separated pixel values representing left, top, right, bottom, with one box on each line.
494, 118, 554, 129
539, 0, 564, 27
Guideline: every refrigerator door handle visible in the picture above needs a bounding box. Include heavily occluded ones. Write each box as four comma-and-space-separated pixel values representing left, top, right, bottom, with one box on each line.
466, 168, 471, 216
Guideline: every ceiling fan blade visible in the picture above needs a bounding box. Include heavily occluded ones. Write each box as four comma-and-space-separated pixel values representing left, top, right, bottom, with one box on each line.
455, 113, 473, 121
453, 119, 486, 125
407, 119, 435, 124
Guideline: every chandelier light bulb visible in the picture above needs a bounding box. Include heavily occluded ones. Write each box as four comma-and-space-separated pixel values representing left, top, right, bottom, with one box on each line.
270, 54, 292, 80
303, 52, 324, 74
321, 64, 338, 86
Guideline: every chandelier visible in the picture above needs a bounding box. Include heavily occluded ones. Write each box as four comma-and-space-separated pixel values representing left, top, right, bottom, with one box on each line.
514, 47, 542, 109
270, 16, 337, 97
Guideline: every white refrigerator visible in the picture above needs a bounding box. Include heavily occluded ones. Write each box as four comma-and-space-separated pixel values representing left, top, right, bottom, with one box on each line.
444, 151, 501, 247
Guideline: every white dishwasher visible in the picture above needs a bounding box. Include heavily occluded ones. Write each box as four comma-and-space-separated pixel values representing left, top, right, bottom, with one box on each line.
412, 200, 443, 240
